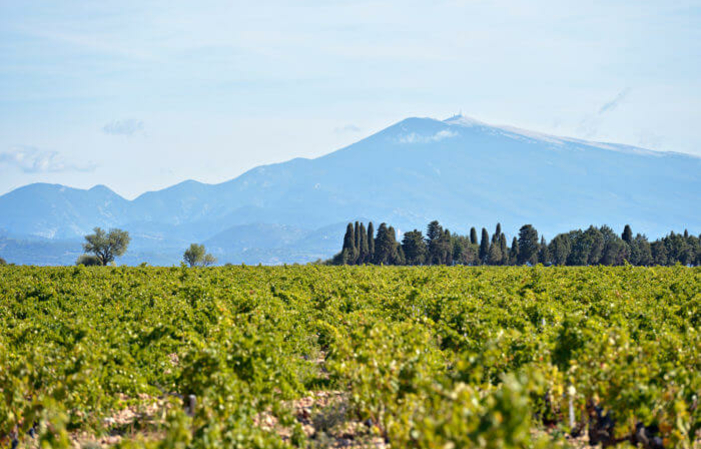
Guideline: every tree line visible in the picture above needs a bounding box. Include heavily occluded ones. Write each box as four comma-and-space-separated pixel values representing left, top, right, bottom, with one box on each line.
74, 227, 217, 267
331, 221, 701, 266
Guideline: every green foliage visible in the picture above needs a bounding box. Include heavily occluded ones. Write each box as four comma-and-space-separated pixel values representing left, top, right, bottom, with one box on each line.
183, 244, 217, 267
0, 266, 699, 448
82, 227, 131, 265
76, 254, 103, 266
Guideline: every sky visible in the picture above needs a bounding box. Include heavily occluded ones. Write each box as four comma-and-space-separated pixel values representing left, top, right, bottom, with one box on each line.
1, 0, 700, 199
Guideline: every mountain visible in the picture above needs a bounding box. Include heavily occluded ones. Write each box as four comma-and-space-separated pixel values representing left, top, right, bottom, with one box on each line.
0, 115, 699, 265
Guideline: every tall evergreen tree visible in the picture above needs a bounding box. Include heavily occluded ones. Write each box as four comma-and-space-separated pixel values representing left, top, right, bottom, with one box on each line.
548, 234, 571, 266
341, 223, 357, 264
651, 240, 668, 265
584, 226, 605, 265
509, 237, 519, 265
622, 225, 633, 245
499, 233, 509, 265
374, 223, 400, 265
479, 228, 490, 263
402, 230, 427, 265
367, 222, 375, 261
426, 221, 444, 264
358, 223, 369, 264
517, 224, 539, 265
629, 234, 652, 266
538, 236, 550, 264
470, 227, 478, 245
487, 240, 502, 265
492, 223, 502, 244
354, 221, 360, 253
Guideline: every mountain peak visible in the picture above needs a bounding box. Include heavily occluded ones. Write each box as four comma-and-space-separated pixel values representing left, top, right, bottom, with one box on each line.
443, 114, 487, 128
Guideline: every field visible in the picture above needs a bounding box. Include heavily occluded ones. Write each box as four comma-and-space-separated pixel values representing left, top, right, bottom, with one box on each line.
1, 265, 699, 448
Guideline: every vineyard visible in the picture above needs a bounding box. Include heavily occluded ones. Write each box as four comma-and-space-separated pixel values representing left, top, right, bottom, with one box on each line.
0, 265, 699, 448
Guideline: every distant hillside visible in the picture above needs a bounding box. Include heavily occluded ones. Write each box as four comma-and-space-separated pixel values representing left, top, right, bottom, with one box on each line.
0, 115, 699, 265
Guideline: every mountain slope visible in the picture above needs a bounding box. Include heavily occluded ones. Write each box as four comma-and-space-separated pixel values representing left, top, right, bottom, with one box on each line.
0, 115, 699, 265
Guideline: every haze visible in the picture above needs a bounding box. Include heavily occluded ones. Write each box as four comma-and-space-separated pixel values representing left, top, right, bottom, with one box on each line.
1, 0, 700, 198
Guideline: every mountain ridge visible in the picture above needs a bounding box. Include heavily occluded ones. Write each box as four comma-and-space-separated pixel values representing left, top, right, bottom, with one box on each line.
1, 115, 699, 265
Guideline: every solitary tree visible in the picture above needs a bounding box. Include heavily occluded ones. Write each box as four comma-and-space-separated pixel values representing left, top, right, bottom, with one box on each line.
183, 243, 218, 267
367, 222, 375, 261
82, 227, 131, 266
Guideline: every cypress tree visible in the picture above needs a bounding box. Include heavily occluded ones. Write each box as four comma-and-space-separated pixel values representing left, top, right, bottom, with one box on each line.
470, 227, 478, 245
509, 237, 519, 265
499, 233, 508, 265
487, 240, 502, 265
354, 221, 360, 251
538, 236, 550, 264
622, 225, 633, 244
367, 222, 375, 260
375, 224, 401, 265
341, 223, 357, 264
358, 223, 369, 264
492, 223, 502, 244
479, 228, 490, 263
517, 224, 539, 265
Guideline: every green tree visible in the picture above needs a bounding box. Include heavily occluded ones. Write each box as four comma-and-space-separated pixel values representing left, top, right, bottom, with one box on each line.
584, 226, 604, 264
548, 234, 571, 266
499, 234, 509, 265
622, 224, 633, 245
374, 223, 401, 265
426, 221, 444, 264
402, 230, 427, 265
487, 241, 502, 265
538, 236, 550, 265
358, 223, 370, 264
651, 240, 668, 265
341, 223, 358, 264
600, 226, 629, 265
479, 228, 490, 263
76, 254, 102, 266
0, 257, 5, 265
183, 243, 218, 267
517, 224, 539, 265
470, 227, 478, 245
492, 223, 502, 244
629, 234, 652, 266
367, 222, 375, 261
82, 227, 131, 266
509, 237, 519, 265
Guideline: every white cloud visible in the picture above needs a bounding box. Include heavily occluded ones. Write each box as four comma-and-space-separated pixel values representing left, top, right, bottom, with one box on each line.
397, 129, 458, 144
0, 146, 96, 173
334, 124, 361, 134
103, 119, 145, 136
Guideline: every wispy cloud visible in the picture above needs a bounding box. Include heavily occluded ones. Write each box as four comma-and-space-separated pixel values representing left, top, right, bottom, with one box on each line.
598, 88, 631, 114
0, 146, 96, 173
102, 119, 144, 136
334, 124, 361, 134
578, 88, 632, 138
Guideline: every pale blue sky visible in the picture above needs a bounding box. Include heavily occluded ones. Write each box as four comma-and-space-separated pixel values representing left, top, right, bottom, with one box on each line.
1, 0, 699, 198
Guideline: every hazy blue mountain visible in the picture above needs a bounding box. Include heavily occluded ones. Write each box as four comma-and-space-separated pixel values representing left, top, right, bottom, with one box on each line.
0, 115, 699, 265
